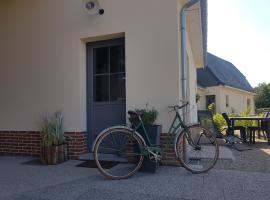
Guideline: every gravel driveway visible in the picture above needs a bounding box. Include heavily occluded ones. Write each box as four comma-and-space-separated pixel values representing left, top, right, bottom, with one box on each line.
215, 142, 270, 173
1, 156, 270, 200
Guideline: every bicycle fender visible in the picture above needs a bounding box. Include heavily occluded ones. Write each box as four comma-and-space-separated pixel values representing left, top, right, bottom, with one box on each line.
174, 123, 200, 158
91, 126, 146, 152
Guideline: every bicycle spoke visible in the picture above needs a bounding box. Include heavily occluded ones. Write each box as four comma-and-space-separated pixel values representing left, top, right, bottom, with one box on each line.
98, 146, 119, 152
94, 128, 144, 180
177, 125, 219, 173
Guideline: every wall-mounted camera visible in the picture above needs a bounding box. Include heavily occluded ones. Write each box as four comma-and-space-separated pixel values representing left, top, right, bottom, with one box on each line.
83, 0, 104, 15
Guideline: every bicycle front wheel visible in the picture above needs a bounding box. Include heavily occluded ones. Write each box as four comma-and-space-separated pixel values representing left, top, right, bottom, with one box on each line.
176, 125, 219, 173
94, 128, 145, 180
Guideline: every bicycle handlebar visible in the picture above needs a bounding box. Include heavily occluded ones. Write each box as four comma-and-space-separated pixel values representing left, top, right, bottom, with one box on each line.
168, 101, 189, 111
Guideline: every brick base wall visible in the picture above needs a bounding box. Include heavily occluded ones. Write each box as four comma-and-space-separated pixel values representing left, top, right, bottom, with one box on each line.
0, 131, 87, 159
0, 131, 181, 164
160, 133, 181, 166
65, 132, 88, 159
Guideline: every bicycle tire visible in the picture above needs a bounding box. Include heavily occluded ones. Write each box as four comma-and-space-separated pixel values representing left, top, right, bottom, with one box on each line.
94, 127, 145, 180
176, 124, 219, 173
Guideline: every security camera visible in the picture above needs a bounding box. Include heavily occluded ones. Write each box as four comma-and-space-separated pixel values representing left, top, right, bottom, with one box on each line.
83, 0, 104, 15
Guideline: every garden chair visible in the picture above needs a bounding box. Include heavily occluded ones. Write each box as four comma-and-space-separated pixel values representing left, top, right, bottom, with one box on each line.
248, 112, 269, 143
222, 113, 247, 143
257, 112, 269, 140
197, 111, 247, 151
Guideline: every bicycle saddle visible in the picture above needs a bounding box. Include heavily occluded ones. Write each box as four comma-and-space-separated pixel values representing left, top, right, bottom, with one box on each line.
128, 110, 142, 118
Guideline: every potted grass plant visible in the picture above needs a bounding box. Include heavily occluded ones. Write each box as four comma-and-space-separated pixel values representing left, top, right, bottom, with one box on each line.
40, 111, 68, 165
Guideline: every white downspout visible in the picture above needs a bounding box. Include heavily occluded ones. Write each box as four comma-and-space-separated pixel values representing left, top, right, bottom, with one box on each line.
180, 0, 201, 122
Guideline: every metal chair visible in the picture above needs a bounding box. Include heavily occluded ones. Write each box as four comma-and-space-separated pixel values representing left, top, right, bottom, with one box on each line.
257, 112, 269, 140
222, 113, 247, 142
247, 112, 269, 144
198, 111, 249, 151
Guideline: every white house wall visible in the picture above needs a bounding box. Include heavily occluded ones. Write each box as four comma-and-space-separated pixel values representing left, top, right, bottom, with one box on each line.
0, 0, 202, 132
186, 44, 198, 123
197, 86, 255, 114
197, 87, 206, 110
219, 86, 255, 115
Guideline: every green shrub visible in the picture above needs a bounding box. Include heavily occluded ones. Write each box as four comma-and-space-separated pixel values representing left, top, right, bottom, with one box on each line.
212, 107, 257, 131
213, 113, 226, 132
236, 107, 257, 127
208, 103, 216, 114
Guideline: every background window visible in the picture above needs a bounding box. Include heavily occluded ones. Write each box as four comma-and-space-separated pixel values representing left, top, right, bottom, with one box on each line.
247, 98, 251, 108
226, 95, 229, 107
206, 95, 215, 108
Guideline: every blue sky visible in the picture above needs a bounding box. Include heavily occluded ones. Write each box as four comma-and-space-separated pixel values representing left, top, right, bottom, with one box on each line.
208, 0, 270, 87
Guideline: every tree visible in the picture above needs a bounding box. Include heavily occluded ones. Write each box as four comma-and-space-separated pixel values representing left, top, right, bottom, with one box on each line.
254, 82, 270, 109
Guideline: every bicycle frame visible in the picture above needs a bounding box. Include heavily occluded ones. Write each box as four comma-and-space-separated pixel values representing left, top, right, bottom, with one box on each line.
92, 104, 194, 159
131, 107, 190, 158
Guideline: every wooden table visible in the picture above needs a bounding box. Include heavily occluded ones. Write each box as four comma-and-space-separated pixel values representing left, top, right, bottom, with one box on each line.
230, 117, 270, 144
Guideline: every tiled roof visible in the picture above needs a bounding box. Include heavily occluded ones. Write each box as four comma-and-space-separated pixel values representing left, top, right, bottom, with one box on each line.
197, 53, 254, 92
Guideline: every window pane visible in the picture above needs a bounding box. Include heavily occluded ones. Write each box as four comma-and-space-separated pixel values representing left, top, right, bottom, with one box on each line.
94, 47, 109, 74
206, 95, 215, 108
94, 75, 109, 102
110, 45, 125, 73
226, 95, 229, 107
110, 73, 126, 101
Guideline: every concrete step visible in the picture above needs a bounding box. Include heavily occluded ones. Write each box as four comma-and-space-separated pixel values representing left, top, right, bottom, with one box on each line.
79, 153, 129, 162
79, 153, 94, 161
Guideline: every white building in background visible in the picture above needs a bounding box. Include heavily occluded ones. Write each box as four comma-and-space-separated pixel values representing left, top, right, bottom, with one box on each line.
197, 53, 255, 114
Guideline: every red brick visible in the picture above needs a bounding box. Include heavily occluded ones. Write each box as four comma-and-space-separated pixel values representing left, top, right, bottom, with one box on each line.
0, 131, 87, 159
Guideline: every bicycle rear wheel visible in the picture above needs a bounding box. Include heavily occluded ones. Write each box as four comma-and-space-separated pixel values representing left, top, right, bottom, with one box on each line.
176, 124, 219, 173
94, 127, 145, 180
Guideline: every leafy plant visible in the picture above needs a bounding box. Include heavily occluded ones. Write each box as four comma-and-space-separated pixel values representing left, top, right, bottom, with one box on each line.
208, 103, 216, 114
213, 113, 226, 132
235, 107, 256, 127
212, 107, 257, 132
40, 111, 65, 147
134, 103, 158, 126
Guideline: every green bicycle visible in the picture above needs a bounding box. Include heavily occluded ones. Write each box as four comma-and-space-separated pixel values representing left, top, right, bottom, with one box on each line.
93, 101, 219, 180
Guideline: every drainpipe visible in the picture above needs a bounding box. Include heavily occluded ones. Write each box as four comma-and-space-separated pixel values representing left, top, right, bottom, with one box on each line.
180, 0, 201, 122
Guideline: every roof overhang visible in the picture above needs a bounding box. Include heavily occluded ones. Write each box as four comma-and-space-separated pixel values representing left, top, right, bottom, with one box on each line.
222, 85, 257, 96
197, 85, 207, 90
181, 0, 207, 68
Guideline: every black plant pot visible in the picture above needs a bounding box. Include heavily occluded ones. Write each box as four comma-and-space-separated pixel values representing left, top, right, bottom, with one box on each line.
137, 125, 162, 173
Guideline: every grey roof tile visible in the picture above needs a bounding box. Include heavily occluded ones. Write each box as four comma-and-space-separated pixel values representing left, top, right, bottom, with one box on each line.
197, 53, 254, 92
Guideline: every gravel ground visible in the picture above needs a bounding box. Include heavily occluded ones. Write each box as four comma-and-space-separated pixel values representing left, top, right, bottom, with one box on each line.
3, 165, 270, 200
215, 141, 270, 173
1, 150, 270, 200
